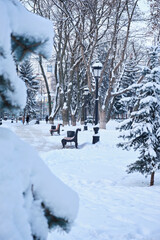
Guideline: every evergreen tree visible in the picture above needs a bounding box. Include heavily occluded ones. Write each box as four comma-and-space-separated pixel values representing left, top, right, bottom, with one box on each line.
117, 46, 160, 186
112, 58, 140, 116
19, 60, 39, 117
120, 59, 140, 112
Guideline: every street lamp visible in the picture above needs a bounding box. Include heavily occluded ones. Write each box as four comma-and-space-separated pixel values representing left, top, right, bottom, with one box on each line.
92, 60, 102, 144
83, 87, 89, 131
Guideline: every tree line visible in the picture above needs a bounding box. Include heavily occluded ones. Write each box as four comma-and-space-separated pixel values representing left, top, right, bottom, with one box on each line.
19, 0, 159, 129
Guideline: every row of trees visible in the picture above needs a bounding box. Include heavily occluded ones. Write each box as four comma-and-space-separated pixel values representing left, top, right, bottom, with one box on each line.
19, 0, 151, 127
17, 1, 160, 187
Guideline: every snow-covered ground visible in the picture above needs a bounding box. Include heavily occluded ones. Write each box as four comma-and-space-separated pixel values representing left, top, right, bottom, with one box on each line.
2, 119, 160, 240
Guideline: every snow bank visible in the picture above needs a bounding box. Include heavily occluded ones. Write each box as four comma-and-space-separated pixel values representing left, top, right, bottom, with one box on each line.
0, 127, 79, 240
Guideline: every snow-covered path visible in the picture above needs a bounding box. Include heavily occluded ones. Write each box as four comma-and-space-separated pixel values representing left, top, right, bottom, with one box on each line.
5, 120, 160, 240
13, 123, 63, 151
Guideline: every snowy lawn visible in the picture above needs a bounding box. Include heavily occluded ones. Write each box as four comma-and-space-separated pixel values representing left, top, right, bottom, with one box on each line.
3, 119, 160, 240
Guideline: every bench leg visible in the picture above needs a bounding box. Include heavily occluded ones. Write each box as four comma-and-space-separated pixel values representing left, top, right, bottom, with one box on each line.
61, 139, 66, 148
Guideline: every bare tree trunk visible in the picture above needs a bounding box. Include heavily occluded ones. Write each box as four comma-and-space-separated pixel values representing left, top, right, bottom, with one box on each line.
150, 172, 155, 186
106, 97, 116, 123
106, 106, 112, 123
80, 104, 85, 125
39, 56, 52, 115
99, 109, 106, 129
62, 108, 69, 125
52, 106, 60, 122
49, 117, 53, 124
71, 114, 76, 126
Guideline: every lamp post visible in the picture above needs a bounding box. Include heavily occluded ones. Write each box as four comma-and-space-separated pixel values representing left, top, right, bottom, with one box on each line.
92, 60, 102, 144
83, 87, 89, 130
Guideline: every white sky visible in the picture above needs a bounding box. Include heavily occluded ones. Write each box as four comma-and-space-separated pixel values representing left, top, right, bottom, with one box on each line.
138, 0, 150, 14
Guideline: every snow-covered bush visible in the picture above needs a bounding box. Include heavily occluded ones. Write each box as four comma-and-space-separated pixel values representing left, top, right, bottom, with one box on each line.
0, 0, 79, 239
0, 128, 79, 240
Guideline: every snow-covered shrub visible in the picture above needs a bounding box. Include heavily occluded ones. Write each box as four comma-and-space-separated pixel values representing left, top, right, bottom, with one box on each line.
0, 128, 79, 240
0, 0, 79, 239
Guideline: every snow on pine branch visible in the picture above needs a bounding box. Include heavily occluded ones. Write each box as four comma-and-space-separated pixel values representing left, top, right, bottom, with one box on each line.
0, 1, 79, 240
0, 0, 53, 112
111, 83, 140, 97
10, 0, 54, 60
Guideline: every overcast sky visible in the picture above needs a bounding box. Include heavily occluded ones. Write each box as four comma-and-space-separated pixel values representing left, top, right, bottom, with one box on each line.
138, 0, 150, 14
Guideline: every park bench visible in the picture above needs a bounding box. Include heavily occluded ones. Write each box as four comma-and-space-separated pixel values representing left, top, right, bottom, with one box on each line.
61, 128, 81, 148
50, 124, 63, 135
35, 119, 40, 124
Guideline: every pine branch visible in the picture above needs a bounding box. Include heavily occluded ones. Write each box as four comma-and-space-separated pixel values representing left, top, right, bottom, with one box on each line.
11, 34, 46, 61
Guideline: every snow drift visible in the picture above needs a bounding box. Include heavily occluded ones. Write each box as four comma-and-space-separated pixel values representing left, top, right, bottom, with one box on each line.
0, 127, 79, 240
